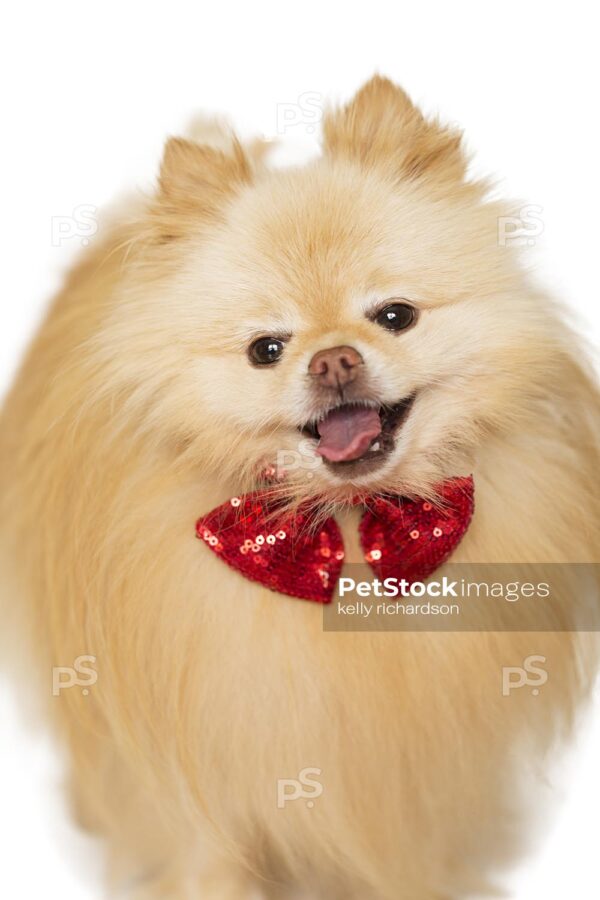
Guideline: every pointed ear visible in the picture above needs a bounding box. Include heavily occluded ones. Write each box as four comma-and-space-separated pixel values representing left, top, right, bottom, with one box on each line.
323, 76, 467, 186
153, 136, 251, 240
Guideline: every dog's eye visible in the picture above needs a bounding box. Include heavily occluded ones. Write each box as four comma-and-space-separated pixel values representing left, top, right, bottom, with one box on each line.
248, 336, 285, 366
373, 303, 417, 332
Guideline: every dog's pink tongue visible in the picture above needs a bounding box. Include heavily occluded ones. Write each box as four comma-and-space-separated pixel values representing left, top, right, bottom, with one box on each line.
316, 407, 382, 462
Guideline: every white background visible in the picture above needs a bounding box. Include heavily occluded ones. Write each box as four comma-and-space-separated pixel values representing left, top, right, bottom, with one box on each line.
1, 2, 599, 898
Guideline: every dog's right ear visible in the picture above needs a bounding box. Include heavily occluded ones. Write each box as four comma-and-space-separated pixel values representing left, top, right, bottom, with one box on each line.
152, 137, 251, 240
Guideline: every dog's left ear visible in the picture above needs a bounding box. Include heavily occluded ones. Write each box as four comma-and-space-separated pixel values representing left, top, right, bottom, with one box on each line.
152, 137, 252, 240
323, 76, 467, 187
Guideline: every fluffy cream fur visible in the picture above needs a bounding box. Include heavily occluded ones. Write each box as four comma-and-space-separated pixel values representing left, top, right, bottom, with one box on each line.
1, 77, 599, 899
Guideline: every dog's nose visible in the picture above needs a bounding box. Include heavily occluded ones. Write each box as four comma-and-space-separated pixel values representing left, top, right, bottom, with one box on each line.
308, 345, 363, 388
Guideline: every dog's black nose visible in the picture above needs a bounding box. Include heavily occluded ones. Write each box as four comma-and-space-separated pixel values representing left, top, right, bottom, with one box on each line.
308, 345, 363, 389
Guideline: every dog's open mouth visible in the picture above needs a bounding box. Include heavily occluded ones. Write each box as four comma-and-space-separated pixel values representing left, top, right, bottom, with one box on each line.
300, 395, 416, 475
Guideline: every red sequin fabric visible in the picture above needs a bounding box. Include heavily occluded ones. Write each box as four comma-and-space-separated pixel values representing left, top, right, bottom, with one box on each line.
196, 476, 474, 604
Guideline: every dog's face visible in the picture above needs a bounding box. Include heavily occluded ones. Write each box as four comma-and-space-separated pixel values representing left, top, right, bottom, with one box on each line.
107, 78, 546, 503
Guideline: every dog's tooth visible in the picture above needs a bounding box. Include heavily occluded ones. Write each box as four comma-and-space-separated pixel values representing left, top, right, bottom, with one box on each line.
370, 442, 380, 452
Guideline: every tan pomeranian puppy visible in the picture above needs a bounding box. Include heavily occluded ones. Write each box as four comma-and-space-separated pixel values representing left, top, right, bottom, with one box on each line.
1, 77, 599, 899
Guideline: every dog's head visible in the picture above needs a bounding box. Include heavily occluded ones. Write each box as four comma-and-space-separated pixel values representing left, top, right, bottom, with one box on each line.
103, 77, 551, 503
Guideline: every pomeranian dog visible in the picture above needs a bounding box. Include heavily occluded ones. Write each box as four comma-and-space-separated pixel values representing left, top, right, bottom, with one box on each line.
1, 77, 599, 899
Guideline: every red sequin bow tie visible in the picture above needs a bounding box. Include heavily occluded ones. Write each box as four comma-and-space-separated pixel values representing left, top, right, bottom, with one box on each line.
196, 476, 474, 604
